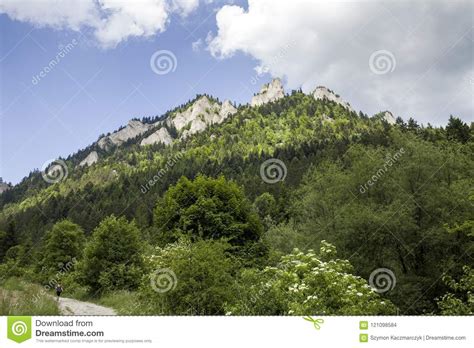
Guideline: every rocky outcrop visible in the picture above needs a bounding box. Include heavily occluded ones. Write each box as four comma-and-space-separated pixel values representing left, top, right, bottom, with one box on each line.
140, 127, 173, 146
321, 114, 334, 123
98, 120, 151, 150
382, 111, 396, 125
79, 151, 99, 167
0, 178, 10, 194
251, 78, 285, 106
312, 86, 355, 113
167, 96, 237, 138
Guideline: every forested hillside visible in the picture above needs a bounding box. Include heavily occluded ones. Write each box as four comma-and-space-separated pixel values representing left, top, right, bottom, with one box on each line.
0, 88, 472, 315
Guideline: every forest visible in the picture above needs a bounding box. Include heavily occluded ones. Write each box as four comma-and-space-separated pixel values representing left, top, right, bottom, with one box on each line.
0, 91, 472, 315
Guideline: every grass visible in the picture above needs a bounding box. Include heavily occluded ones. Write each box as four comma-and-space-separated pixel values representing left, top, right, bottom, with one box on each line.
0, 277, 60, 315
97, 290, 144, 315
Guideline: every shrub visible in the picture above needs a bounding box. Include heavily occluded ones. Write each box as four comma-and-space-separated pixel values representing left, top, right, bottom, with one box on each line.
78, 215, 144, 293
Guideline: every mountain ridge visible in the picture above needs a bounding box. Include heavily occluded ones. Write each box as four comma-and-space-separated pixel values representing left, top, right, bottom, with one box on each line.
73, 78, 397, 170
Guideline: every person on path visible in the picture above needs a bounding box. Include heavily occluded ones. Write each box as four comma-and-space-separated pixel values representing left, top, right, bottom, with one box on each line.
55, 283, 63, 301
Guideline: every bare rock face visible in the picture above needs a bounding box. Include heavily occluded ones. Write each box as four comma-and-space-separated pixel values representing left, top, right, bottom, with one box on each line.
98, 120, 151, 150
168, 96, 237, 139
0, 178, 10, 194
312, 86, 355, 113
382, 111, 396, 125
140, 127, 173, 146
321, 113, 334, 123
251, 78, 285, 107
79, 151, 99, 167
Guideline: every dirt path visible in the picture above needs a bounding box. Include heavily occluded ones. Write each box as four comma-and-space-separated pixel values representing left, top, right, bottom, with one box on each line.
57, 297, 116, 316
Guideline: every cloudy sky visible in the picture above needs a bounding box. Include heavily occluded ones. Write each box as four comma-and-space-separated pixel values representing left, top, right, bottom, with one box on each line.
0, 0, 472, 184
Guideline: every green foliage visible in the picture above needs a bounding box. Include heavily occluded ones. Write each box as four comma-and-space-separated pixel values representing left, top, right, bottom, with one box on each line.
226, 241, 396, 315
78, 215, 144, 293
446, 116, 470, 143
97, 290, 143, 315
437, 266, 474, 315
0, 277, 59, 315
272, 130, 473, 313
0, 90, 472, 315
154, 175, 263, 247
40, 220, 85, 276
254, 192, 277, 219
140, 239, 236, 315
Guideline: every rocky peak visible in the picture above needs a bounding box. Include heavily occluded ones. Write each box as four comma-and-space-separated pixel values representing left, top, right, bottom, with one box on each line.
141, 127, 173, 146
168, 96, 237, 139
251, 78, 285, 107
98, 119, 151, 150
0, 178, 10, 194
312, 86, 355, 113
79, 151, 99, 167
382, 111, 396, 125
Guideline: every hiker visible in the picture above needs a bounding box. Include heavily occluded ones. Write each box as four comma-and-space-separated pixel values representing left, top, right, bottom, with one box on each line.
55, 283, 63, 301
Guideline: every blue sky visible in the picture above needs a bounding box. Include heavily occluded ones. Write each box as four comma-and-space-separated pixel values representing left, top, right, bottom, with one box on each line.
1, 0, 472, 184
0, 1, 257, 184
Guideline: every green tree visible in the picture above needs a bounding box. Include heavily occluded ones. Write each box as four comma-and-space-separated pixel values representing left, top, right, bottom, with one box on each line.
254, 192, 277, 219
140, 238, 236, 315
226, 241, 397, 315
79, 215, 144, 293
154, 175, 263, 247
40, 220, 85, 275
436, 266, 473, 315
445, 116, 470, 143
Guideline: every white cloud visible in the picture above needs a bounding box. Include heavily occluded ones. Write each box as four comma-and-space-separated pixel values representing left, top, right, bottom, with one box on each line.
208, 0, 473, 124
192, 38, 203, 52
0, 0, 204, 48
0, 0, 99, 30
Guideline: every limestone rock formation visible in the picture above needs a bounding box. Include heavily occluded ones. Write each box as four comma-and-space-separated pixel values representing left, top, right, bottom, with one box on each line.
382, 111, 396, 125
98, 120, 151, 150
0, 178, 10, 194
167, 96, 237, 138
79, 151, 99, 167
312, 86, 355, 113
140, 127, 173, 146
251, 78, 285, 107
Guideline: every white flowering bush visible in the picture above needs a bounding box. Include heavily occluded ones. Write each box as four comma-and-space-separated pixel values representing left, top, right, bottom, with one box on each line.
226, 240, 397, 315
